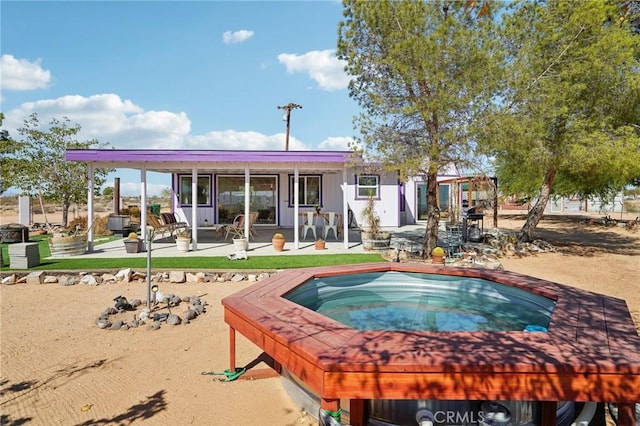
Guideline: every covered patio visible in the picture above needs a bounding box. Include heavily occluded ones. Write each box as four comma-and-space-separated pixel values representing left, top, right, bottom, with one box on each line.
66, 149, 367, 254
58, 224, 428, 260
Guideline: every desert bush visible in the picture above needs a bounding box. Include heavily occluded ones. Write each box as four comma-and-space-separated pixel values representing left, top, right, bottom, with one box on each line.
66, 216, 88, 233
129, 206, 141, 218
64, 215, 112, 235
624, 200, 640, 213
93, 215, 112, 236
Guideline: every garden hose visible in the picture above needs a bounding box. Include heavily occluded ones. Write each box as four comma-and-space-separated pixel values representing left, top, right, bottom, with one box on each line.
201, 367, 246, 382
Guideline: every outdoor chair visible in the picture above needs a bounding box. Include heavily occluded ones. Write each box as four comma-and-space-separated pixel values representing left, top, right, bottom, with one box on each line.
225, 214, 246, 240
300, 212, 317, 240
248, 211, 259, 239
160, 212, 189, 239
323, 212, 340, 240
147, 214, 174, 241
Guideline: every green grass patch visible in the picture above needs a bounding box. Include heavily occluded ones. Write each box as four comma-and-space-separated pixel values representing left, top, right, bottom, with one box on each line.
25, 253, 384, 271
1, 236, 385, 271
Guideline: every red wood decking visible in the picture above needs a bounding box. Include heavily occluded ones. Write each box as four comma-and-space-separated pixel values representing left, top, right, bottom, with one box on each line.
221, 263, 640, 425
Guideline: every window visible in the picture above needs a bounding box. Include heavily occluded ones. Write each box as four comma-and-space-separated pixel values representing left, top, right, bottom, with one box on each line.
356, 175, 379, 199
288, 175, 321, 207
178, 175, 211, 206
217, 175, 277, 224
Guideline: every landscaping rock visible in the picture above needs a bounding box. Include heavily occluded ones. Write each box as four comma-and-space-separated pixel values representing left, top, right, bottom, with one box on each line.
81, 274, 98, 286
95, 318, 111, 329
110, 319, 124, 330
166, 314, 181, 325
101, 273, 117, 283
103, 306, 118, 316
169, 270, 186, 283
230, 273, 245, 282
58, 275, 78, 286
131, 271, 146, 281
115, 268, 133, 283
26, 271, 45, 285
183, 309, 197, 321
2, 274, 19, 284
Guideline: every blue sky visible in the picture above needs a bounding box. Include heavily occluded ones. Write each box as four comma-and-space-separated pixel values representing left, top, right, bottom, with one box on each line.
1, 0, 359, 196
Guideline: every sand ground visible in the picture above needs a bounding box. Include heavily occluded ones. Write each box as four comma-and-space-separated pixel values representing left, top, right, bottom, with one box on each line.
1, 212, 639, 426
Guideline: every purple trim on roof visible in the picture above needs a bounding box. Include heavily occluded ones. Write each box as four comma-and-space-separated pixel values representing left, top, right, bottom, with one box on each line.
66, 149, 355, 163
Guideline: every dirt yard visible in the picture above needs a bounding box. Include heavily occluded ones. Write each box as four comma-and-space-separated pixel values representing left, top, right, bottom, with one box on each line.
1, 212, 639, 426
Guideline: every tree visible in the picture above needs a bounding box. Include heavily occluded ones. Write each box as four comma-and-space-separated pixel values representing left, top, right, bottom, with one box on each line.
337, 0, 503, 255
102, 186, 114, 198
480, 0, 640, 242
6, 113, 112, 228
0, 112, 22, 195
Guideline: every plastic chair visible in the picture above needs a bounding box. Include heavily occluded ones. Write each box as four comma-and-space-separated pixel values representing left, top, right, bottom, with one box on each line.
300, 212, 317, 240
323, 212, 339, 240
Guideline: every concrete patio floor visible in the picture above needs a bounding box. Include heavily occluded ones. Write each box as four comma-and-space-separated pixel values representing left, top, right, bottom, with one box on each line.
70, 225, 429, 259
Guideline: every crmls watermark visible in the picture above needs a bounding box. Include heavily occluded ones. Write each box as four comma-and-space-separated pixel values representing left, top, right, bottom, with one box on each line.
417, 409, 489, 425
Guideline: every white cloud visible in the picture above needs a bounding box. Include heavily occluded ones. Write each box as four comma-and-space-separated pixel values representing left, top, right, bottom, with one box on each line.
222, 30, 254, 45
318, 136, 355, 151
277, 49, 351, 91
185, 130, 311, 151
3, 93, 354, 154
4, 93, 191, 149
0, 54, 51, 90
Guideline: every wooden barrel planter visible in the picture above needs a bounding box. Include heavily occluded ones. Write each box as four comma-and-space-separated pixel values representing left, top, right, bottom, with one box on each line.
48, 234, 87, 257
361, 231, 392, 251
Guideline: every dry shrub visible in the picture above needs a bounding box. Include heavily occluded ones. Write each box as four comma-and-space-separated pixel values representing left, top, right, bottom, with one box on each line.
66, 216, 88, 233
93, 215, 112, 236
129, 206, 141, 219
64, 215, 113, 236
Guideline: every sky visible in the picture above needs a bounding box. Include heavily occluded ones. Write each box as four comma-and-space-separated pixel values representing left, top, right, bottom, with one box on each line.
1, 0, 360, 196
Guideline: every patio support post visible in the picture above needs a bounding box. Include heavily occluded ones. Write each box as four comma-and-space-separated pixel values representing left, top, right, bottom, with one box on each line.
294, 167, 299, 249
87, 164, 95, 252
244, 166, 250, 241
140, 166, 148, 243
191, 166, 198, 250
342, 167, 348, 249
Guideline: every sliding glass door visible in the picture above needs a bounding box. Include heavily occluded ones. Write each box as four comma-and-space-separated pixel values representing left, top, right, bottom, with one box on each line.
216, 175, 277, 225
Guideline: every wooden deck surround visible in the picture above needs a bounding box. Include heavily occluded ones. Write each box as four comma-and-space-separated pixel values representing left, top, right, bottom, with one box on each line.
222, 263, 640, 426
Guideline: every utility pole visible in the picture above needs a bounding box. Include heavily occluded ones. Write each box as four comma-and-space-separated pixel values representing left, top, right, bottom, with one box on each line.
277, 103, 302, 150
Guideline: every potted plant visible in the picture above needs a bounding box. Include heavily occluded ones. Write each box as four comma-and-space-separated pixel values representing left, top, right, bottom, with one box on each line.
175, 230, 191, 252
271, 232, 286, 251
360, 194, 391, 251
431, 246, 445, 264
124, 232, 144, 253
314, 238, 326, 250
314, 205, 322, 214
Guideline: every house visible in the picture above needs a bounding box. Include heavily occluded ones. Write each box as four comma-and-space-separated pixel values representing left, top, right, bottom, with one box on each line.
66, 149, 468, 251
